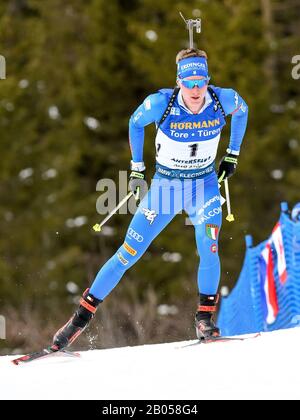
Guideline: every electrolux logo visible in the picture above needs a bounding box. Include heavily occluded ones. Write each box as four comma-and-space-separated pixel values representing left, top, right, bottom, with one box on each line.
0, 55, 6, 79
0, 315, 6, 340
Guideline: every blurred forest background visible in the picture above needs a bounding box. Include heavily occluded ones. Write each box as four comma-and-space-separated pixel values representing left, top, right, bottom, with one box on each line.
0, 0, 300, 354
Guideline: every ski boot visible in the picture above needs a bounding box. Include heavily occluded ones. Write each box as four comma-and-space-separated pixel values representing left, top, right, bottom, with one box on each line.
53, 289, 102, 350
195, 293, 220, 340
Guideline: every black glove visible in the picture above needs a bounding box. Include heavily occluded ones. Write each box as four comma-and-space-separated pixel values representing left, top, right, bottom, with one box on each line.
129, 170, 147, 200
218, 153, 238, 182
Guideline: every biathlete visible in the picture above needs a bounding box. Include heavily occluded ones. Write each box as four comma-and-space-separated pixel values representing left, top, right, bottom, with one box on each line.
52, 48, 248, 349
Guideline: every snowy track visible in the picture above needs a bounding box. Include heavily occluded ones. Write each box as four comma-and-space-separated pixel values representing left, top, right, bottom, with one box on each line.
1, 328, 300, 400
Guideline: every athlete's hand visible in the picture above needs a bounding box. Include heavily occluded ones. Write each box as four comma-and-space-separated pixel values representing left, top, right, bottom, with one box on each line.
129, 170, 147, 201
218, 154, 238, 182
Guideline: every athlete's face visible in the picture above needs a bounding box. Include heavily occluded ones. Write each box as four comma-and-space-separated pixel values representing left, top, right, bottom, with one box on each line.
177, 76, 209, 111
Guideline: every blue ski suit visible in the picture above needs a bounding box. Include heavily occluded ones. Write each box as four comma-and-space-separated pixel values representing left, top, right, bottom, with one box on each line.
90, 86, 248, 300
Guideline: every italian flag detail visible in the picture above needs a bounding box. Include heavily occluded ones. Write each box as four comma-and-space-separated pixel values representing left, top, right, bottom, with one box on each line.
206, 224, 219, 240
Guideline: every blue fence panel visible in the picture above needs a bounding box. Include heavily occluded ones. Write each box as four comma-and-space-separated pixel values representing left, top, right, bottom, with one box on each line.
218, 203, 300, 336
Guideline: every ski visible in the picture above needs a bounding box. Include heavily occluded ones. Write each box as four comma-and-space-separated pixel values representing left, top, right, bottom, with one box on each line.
179, 333, 261, 348
200, 333, 261, 344
11, 346, 80, 365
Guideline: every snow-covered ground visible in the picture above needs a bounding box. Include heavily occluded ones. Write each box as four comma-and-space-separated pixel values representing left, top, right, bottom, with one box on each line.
1, 328, 300, 400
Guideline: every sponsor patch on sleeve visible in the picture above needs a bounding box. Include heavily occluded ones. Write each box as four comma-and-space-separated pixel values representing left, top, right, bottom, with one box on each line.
117, 252, 129, 266
211, 244, 218, 253
123, 242, 137, 256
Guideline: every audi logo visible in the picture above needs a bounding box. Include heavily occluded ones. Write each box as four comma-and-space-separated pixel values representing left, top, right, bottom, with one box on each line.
127, 228, 144, 242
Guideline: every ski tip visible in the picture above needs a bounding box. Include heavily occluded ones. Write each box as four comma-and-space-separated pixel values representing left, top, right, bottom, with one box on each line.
10, 346, 81, 366
11, 355, 28, 366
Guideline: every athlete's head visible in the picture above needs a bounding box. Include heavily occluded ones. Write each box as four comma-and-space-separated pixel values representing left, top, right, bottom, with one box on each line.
176, 49, 210, 112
